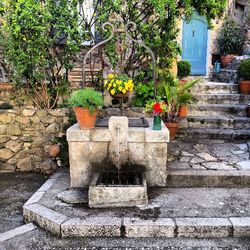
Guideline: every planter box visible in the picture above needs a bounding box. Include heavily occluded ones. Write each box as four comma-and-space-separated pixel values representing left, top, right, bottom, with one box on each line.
88, 172, 148, 208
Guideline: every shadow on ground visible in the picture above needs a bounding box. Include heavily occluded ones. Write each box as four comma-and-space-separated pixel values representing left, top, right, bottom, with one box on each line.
0, 172, 47, 233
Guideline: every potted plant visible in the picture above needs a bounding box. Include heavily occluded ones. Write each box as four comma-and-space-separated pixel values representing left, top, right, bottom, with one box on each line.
237, 59, 250, 94
104, 73, 134, 99
216, 17, 245, 68
177, 61, 191, 85
68, 88, 104, 129
145, 100, 166, 130
177, 78, 200, 117
161, 80, 180, 140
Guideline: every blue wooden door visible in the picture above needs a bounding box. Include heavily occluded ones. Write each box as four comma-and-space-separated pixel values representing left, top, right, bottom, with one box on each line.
182, 14, 208, 75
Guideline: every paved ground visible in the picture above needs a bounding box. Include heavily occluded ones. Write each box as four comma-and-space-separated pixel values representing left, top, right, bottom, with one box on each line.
1, 139, 250, 249
168, 139, 250, 171
40, 172, 250, 219
0, 172, 47, 233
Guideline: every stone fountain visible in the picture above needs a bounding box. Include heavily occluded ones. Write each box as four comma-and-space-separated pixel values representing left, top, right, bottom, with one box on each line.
67, 22, 169, 207
67, 116, 169, 207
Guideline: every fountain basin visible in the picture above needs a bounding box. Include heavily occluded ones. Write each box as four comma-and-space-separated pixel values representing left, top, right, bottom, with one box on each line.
89, 172, 148, 207
67, 117, 169, 188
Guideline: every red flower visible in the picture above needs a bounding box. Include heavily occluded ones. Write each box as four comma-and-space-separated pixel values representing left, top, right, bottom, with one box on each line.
153, 102, 163, 114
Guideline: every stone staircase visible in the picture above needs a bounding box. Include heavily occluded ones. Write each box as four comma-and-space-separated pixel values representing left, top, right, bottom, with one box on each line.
178, 81, 250, 139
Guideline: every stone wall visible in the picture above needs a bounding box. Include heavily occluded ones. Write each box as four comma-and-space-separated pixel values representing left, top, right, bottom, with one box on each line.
0, 108, 71, 174
0, 106, 148, 174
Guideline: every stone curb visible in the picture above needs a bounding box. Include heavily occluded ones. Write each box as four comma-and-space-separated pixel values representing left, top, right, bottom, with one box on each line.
167, 170, 250, 188
0, 223, 37, 243
22, 170, 250, 238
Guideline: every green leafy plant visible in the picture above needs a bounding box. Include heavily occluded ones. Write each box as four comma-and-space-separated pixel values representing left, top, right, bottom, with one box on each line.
0, 0, 82, 109
237, 59, 250, 80
133, 81, 155, 107
216, 17, 245, 55
68, 88, 104, 111
161, 77, 201, 122
177, 61, 191, 79
177, 78, 201, 106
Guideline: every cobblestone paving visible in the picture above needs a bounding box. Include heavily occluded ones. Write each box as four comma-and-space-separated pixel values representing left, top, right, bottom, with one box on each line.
168, 139, 250, 171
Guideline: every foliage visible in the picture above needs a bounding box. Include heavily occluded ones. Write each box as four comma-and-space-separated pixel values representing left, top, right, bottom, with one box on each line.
133, 81, 155, 107
104, 73, 134, 95
177, 78, 201, 106
237, 59, 250, 80
160, 76, 201, 122
85, 0, 227, 83
177, 61, 191, 79
0, 0, 82, 109
68, 88, 104, 110
216, 16, 245, 55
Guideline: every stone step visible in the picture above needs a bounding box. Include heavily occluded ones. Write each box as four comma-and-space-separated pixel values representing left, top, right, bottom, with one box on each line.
192, 82, 238, 94
177, 128, 250, 140
180, 116, 250, 129
195, 94, 250, 105
167, 170, 250, 188
189, 104, 247, 117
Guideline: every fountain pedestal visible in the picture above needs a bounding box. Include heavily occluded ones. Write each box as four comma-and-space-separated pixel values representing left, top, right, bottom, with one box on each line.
67, 117, 169, 188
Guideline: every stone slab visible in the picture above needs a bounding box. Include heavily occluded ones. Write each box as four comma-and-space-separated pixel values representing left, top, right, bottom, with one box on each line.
57, 188, 88, 204
37, 178, 56, 192
61, 217, 122, 237
0, 223, 37, 243
67, 124, 91, 142
24, 191, 45, 205
176, 218, 232, 238
124, 218, 175, 238
23, 203, 68, 235
230, 217, 250, 237
88, 173, 148, 208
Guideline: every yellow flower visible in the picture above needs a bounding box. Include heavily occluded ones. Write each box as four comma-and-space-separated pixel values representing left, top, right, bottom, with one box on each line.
104, 80, 108, 86
108, 73, 115, 79
122, 89, 127, 94
110, 89, 115, 95
108, 83, 112, 90
118, 86, 123, 92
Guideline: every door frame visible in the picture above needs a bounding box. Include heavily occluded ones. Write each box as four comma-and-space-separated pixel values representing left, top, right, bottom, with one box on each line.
181, 13, 210, 76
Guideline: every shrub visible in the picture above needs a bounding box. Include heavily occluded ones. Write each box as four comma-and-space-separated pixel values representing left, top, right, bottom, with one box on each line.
237, 59, 250, 80
177, 61, 191, 79
68, 88, 104, 110
216, 17, 245, 55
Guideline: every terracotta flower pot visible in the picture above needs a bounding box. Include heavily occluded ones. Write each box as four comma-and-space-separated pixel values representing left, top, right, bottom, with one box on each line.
239, 80, 250, 95
49, 144, 60, 158
111, 91, 130, 100
73, 107, 97, 129
164, 122, 179, 141
220, 55, 235, 68
178, 106, 188, 117
179, 79, 188, 86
